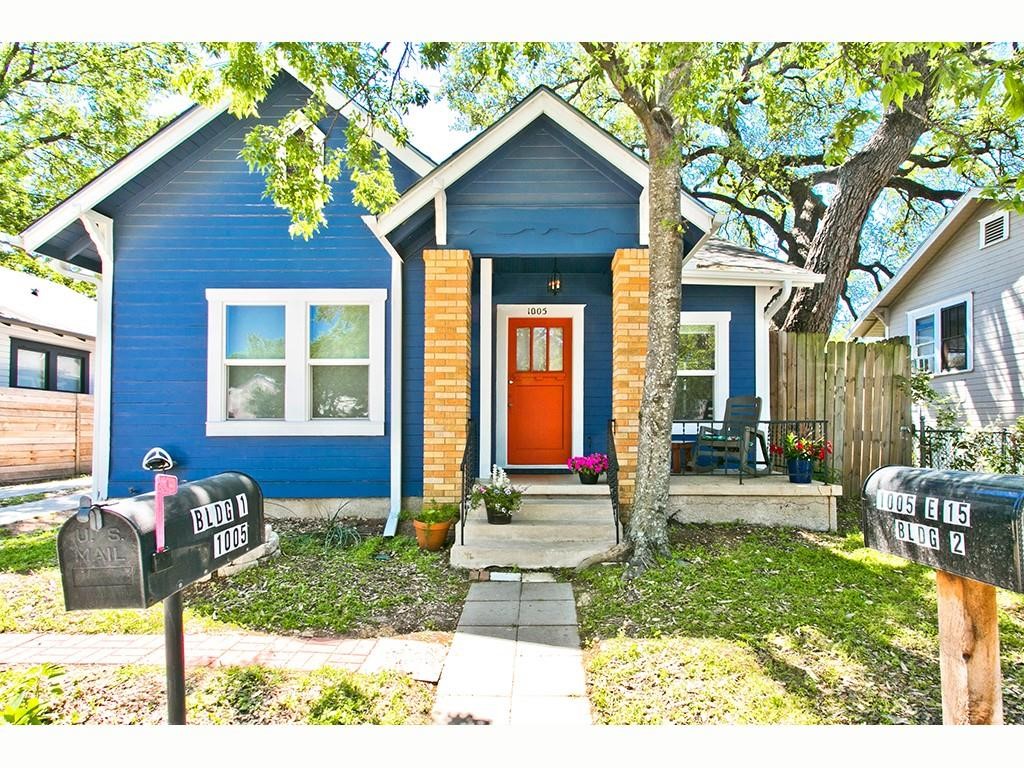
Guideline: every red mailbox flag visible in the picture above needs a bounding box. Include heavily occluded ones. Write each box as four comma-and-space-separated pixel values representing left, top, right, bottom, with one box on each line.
154, 474, 178, 553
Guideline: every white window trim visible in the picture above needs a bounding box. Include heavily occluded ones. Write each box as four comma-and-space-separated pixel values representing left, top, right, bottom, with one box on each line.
906, 292, 973, 377
673, 311, 731, 435
978, 210, 1009, 249
205, 288, 386, 436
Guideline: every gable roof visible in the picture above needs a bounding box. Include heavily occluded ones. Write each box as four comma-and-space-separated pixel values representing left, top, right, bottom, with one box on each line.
18, 65, 436, 254
374, 86, 718, 240
848, 189, 983, 338
0, 267, 96, 338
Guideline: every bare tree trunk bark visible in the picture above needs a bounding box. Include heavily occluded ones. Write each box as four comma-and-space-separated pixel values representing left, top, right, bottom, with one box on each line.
782, 88, 931, 332
625, 125, 683, 577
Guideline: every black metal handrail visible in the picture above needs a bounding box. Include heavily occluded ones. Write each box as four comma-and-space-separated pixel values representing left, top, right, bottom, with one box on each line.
672, 418, 831, 475
607, 419, 621, 544
458, 419, 478, 545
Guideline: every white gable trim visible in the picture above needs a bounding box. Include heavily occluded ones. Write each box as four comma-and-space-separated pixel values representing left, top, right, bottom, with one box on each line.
848, 189, 981, 338
375, 88, 716, 238
20, 67, 435, 253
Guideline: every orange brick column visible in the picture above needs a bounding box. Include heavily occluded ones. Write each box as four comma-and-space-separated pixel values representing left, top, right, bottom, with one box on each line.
611, 248, 650, 507
422, 249, 473, 503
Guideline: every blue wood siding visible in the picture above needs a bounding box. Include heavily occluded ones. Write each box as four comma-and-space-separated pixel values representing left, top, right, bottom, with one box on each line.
445, 115, 642, 256
106, 73, 419, 499
680, 284, 757, 399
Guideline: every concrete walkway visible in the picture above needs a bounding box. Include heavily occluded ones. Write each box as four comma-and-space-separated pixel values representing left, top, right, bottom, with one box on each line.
0, 632, 447, 682
0, 476, 91, 526
432, 578, 591, 726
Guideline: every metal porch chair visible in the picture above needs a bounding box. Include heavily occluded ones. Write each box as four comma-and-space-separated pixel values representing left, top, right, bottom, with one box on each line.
690, 395, 770, 483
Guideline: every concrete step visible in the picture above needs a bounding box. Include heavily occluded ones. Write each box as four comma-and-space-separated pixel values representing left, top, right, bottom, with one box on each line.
452, 494, 619, 569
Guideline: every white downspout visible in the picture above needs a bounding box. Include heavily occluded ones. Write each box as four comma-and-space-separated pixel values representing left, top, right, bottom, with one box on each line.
764, 279, 793, 323
362, 216, 403, 537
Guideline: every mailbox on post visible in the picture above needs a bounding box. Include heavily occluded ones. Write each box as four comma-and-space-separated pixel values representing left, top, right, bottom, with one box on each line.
862, 466, 1024, 592
58, 472, 264, 611
862, 465, 1024, 725
57, 471, 264, 725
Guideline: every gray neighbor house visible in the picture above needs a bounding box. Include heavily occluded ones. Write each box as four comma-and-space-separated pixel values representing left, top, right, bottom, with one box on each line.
850, 189, 1023, 428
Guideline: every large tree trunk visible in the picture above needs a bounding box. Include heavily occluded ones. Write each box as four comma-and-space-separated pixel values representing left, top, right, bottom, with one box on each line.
782, 75, 932, 332
625, 125, 683, 576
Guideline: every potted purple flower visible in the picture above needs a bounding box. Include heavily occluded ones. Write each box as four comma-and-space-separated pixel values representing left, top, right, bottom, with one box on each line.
567, 453, 609, 485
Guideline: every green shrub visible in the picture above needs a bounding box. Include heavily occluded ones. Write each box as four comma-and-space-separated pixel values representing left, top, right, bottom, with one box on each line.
0, 664, 65, 725
414, 501, 459, 524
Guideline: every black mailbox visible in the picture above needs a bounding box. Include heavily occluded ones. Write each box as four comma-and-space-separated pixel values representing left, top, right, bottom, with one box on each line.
58, 472, 264, 610
862, 466, 1024, 593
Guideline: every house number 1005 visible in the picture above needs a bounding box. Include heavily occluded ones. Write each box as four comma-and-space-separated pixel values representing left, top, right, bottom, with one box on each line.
527, 307, 548, 316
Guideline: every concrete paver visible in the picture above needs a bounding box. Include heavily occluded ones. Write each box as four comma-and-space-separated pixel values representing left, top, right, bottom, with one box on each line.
516, 626, 582, 654
518, 599, 577, 626
457, 600, 520, 627
466, 582, 522, 601
433, 695, 511, 726
521, 582, 573, 601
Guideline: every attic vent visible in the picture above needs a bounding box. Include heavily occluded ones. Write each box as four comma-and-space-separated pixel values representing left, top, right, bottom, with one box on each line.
979, 211, 1009, 249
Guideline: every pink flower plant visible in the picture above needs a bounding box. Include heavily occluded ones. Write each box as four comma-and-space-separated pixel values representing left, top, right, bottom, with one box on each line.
567, 453, 610, 477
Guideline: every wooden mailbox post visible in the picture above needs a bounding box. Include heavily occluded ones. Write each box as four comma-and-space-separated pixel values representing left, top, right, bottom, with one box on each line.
862, 466, 1024, 725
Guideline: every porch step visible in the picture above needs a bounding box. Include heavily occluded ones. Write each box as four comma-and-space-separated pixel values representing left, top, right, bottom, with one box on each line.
450, 496, 618, 570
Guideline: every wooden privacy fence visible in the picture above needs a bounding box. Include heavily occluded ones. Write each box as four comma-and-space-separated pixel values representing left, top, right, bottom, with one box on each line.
0, 387, 93, 484
770, 332, 914, 495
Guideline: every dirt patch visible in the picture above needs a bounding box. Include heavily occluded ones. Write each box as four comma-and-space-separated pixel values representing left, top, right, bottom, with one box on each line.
1, 510, 73, 537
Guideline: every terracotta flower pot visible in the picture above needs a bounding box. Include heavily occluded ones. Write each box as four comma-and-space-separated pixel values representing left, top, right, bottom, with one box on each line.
413, 519, 452, 551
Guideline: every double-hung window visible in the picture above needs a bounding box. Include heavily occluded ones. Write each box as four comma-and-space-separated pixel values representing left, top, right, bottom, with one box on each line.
206, 289, 386, 436
907, 293, 972, 375
673, 311, 730, 429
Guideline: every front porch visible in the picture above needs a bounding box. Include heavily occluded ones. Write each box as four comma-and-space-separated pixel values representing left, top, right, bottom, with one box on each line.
449, 472, 843, 570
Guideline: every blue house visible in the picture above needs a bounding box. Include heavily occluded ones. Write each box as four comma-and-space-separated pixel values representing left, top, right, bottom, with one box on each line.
18, 69, 827, 541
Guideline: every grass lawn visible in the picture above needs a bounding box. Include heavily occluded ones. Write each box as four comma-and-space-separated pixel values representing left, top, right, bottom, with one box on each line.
572, 501, 1024, 725
0, 662, 433, 724
0, 519, 467, 637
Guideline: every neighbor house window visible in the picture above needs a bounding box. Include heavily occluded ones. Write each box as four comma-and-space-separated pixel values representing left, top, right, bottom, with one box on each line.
9, 338, 89, 393
908, 293, 972, 374
673, 311, 730, 428
205, 288, 386, 436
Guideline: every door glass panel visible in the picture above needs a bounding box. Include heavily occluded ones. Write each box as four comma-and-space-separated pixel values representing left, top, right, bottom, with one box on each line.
549, 327, 564, 371
532, 327, 547, 371
226, 306, 285, 359
515, 328, 531, 371
311, 365, 369, 418
56, 355, 83, 392
16, 349, 46, 388
226, 366, 285, 419
674, 375, 714, 420
309, 305, 370, 359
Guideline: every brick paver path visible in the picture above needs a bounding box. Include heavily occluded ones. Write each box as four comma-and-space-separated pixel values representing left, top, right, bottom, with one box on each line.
432, 579, 592, 725
0, 632, 445, 680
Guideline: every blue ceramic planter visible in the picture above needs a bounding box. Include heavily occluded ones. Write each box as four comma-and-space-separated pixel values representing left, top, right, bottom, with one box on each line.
787, 458, 813, 484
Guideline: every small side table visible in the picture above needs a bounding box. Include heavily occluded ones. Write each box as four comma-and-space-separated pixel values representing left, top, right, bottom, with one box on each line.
671, 442, 693, 474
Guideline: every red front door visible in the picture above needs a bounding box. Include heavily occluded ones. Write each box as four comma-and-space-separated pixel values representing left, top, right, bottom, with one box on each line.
507, 317, 572, 465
